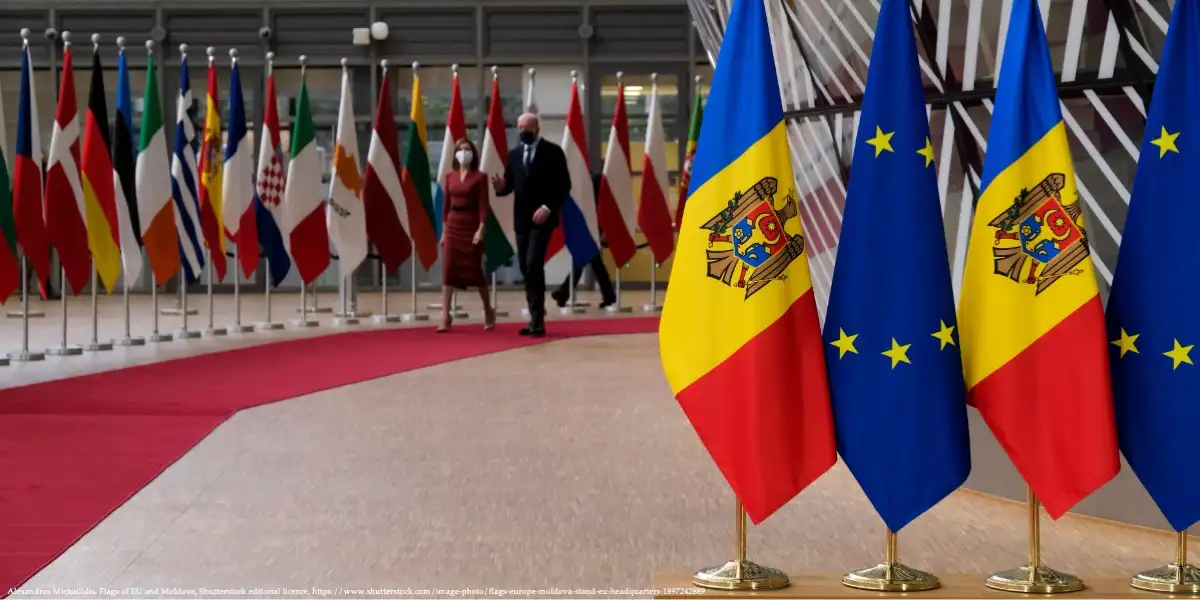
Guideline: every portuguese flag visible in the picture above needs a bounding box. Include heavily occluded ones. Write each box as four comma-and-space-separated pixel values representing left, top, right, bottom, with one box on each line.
401, 70, 438, 270
676, 88, 705, 228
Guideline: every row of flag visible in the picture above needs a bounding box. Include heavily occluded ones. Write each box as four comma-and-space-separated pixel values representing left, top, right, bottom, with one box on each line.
662, 0, 1200, 539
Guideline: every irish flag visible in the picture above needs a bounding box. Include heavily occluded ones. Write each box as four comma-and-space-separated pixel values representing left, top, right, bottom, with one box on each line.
134, 45, 179, 286
282, 69, 331, 284
401, 67, 438, 270
479, 73, 515, 273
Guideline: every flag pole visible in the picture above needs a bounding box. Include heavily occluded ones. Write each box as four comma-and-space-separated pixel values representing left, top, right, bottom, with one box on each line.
84, 261, 112, 351
148, 274, 172, 342
227, 244, 251, 333
46, 266, 83, 355
174, 267, 200, 339
290, 55, 318, 329
332, 274, 358, 326
608, 264, 631, 313
255, 257, 284, 330
561, 264, 584, 315
373, 259, 400, 323
9, 255, 45, 361
490, 271, 507, 317
203, 249, 226, 336
692, 499, 788, 591
310, 281, 331, 313
1130, 531, 1200, 592
985, 487, 1083, 593
642, 259, 663, 312
842, 529, 939, 591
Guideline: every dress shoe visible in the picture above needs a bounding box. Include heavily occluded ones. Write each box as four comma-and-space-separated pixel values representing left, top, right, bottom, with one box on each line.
551, 290, 569, 308
599, 298, 616, 309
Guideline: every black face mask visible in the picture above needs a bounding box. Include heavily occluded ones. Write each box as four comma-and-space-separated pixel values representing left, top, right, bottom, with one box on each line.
519, 131, 537, 145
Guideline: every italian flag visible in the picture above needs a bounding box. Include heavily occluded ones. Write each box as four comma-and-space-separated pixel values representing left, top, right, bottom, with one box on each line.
135, 48, 180, 286
283, 71, 331, 284
401, 70, 438, 270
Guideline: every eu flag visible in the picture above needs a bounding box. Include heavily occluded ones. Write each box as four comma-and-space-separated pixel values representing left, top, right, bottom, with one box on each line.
1106, 0, 1200, 533
823, 0, 970, 533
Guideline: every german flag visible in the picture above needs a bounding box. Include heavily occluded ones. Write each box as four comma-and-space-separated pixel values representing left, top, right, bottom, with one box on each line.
81, 45, 121, 293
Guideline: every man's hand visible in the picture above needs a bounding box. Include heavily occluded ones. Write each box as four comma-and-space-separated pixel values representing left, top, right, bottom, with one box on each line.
490, 173, 505, 193
472, 228, 483, 245
532, 205, 551, 225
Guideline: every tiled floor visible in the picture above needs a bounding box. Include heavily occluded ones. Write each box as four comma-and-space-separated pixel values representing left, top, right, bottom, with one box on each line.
12, 331, 1187, 596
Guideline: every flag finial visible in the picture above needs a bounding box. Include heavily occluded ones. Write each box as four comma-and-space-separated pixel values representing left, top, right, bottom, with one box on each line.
412, 61, 419, 72
207, 46, 215, 63
651, 72, 658, 85
570, 69, 578, 82
179, 43, 188, 57
116, 36, 125, 51
616, 71, 623, 84
229, 47, 239, 61
490, 65, 498, 80
340, 57, 348, 70
380, 59, 389, 71
695, 74, 702, 85
20, 28, 30, 46
528, 67, 535, 76
145, 39, 154, 55
91, 33, 100, 48
299, 54, 307, 76
451, 63, 459, 76
62, 30, 71, 47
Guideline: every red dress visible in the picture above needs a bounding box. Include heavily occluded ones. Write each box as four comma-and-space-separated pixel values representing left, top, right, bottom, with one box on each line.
441, 170, 490, 289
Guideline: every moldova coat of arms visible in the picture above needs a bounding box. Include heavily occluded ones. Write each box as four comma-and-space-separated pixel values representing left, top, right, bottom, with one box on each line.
987, 172, 1089, 295
700, 176, 805, 299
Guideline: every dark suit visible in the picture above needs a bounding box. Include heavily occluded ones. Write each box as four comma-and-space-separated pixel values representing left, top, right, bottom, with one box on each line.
496, 138, 571, 323
554, 172, 615, 305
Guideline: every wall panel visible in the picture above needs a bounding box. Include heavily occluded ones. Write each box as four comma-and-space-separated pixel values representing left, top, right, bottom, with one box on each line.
590, 6, 689, 57
484, 9, 582, 58
377, 9, 476, 61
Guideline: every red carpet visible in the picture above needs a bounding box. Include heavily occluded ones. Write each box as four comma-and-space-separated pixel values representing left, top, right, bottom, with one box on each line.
0, 317, 658, 592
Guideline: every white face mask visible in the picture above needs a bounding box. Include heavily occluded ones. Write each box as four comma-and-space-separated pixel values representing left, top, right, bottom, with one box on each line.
455, 149, 473, 165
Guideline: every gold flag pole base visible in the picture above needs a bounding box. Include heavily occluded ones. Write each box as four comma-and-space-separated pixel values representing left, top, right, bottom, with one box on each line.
986, 488, 1084, 594
692, 499, 789, 591
843, 530, 940, 592
1130, 531, 1200, 594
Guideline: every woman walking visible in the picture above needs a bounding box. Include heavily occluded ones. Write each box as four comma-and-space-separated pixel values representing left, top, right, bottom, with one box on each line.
438, 139, 496, 332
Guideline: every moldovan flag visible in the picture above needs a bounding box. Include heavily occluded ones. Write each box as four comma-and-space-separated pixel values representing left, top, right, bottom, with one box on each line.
958, 0, 1118, 519
81, 44, 121, 294
433, 67, 468, 240
595, 78, 637, 268
0, 73, 18, 302
224, 57, 260, 279
45, 40, 91, 294
556, 80, 601, 269
171, 53, 206, 283
637, 75, 675, 264
823, 0, 970, 533
197, 54, 227, 282
14, 40, 51, 295
480, 74, 516, 273
401, 68, 439, 270
135, 46, 181, 285
254, 68, 289, 286
677, 86, 705, 228
658, 0, 834, 524
1106, 0, 1200, 533
362, 64, 412, 273
113, 45, 143, 288
283, 70, 331, 284
327, 65, 367, 279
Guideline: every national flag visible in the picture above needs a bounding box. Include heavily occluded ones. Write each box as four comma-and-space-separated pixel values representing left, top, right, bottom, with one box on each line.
595, 78, 637, 268
13, 40, 51, 295
401, 69, 439, 270
170, 51, 206, 283
327, 65, 367, 279
362, 64, 413, 273
223, 56, 260, 279
197, 53, 227, 282
0, 73, 19, 302
81, 43, 121, 294
554, 80, 600, 269
1106, 0, 1200, 532
282, 70, 331, 285
958, 0, 1118, 519
479, 74, 516, 273
254, 67, 288, 286
433, 67, 468, 240
659, 0, 834, 524
135, 46, 180, 285
113, 44, 143, 288
823, 0, 970, 533
45, 41, 91, 294
677, 86, 705, 228
637, 76, 675, 265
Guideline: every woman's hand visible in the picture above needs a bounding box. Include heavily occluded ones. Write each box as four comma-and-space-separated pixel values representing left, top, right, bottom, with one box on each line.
472, 228, 484, 245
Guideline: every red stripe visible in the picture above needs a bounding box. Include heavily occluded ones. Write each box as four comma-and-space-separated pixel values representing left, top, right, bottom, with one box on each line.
234, 208, 258, 279
81, 109, 118, 246
197, 65, 227, 281
969, 296, 1119, 519
676, 291, 834, 524
0, 239, 18, 303
362, 74, 413, 272
612, 85, 631, 166
544, 227, 564, 263
13, 155, 50, 293
289, 205, 331, 284
637, 160, 675, 264
596, 177, 636, 267
45, 49, 91, 295
448, 77, 468, 141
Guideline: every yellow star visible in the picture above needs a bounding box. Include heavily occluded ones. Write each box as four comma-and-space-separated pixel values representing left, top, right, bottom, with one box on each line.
881, 338, 912, 369
866, 127, 895, 157
1110, 328, 1139, 358
1151, 126, 1180, 158
1164, 339, 1194, 370
917, 137, 935, 168
830, 328, 859, 359
932, 320, 956, 350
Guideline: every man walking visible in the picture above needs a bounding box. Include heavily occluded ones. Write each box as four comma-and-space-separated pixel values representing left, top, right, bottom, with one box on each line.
491, 112, 571, 336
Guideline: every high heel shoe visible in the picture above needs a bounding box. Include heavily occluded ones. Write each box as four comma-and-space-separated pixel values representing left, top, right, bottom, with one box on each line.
437, 315, 453, 333
483, 307, 496, 331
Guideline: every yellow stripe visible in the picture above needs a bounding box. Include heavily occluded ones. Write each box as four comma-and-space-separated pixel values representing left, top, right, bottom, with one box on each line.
411, 74, 427, 149
201, 100, 226, 252
81, 174, 122, 293
958, 122, 1100, 388
659, 122, 816, 393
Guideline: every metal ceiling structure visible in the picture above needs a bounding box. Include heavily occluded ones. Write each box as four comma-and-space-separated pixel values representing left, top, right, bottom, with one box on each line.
686, 0, 1172, 318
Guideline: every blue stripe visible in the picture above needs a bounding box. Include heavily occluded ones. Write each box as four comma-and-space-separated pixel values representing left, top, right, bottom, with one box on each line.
16, 48, 33, 158
172, 56, 206, 283
116, 52, 133, 137
255, 192, 290, 287
561, 197, 599, 269
224, 64, 247, 161
979, 0, 1063, 193
688, 0, 783, 197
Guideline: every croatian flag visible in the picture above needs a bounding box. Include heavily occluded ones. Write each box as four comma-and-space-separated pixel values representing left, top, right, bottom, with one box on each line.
558, 78, 600, 268
254, 68, 290, 286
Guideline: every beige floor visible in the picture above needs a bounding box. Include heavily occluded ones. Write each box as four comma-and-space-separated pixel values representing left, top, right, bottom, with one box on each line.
12, 332, 1185, 597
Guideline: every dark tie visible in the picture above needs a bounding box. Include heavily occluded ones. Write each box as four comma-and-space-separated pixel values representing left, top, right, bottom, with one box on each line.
523, 146, 532, 171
